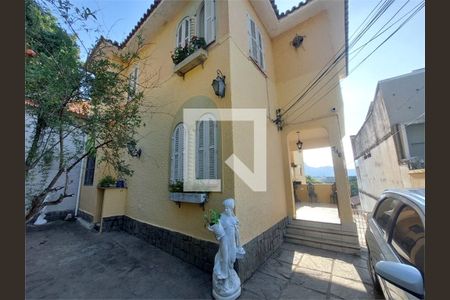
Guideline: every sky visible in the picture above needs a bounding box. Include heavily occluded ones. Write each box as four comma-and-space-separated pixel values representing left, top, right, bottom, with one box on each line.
51, 0, 425, 170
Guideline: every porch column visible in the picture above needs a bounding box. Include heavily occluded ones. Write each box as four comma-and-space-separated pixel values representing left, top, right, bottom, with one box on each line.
328, 122, 354, 228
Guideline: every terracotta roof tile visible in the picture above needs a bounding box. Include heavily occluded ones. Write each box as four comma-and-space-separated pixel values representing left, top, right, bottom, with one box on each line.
94, 0, 313, 54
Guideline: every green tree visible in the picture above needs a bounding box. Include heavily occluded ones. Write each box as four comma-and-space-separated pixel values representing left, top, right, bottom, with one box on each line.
306, 175, 321, 184
25, 0, 149, 222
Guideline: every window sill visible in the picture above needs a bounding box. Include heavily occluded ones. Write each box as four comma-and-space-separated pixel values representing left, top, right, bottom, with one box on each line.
174, 48, 208, 77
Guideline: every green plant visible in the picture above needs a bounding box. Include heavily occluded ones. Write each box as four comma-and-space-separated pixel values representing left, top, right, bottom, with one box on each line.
168, 180, 184, 192
99, 175, 116, 187
170, 36, 207, 65
204, 209, 220, 227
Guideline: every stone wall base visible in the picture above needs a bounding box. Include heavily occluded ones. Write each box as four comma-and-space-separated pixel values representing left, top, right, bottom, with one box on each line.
235, 217, 289, 282
100, 215, 288, 281
77, 210, 93, 223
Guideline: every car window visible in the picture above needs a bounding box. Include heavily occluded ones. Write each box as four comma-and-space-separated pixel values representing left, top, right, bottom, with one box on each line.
390, 205, 425, 274
374, 197, 401, 237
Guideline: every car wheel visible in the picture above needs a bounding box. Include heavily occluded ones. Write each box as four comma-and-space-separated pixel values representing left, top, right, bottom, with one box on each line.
367, 249, 382, 293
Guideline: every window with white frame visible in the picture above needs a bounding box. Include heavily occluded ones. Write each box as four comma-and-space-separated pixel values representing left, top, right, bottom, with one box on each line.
176, 1, 216, 49
128, 66, 138, 99
170, 123, 186, 182
196, 115, 218, 179
247, 16, 265, 70
176, 17, 191, 48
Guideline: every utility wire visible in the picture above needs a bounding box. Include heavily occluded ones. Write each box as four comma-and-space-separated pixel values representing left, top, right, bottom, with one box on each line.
285, 1, 424, 123
278, 0, 396, 117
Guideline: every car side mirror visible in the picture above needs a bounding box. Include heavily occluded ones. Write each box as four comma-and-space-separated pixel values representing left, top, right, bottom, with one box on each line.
375, 261, 424, 299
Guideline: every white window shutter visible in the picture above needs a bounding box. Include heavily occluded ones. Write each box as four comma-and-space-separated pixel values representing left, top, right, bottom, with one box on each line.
204, 0, 216, 44
171, 124, 185, 182
196, 121, 205, 179
257, 30, 264, 69
189, 17, 196, 39
208, 120, 217, 179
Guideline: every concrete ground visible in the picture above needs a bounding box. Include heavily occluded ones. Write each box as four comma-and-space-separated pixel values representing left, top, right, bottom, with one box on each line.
241, 243, 384, 300
26, 220, 211, 299
26, 220, 382, 299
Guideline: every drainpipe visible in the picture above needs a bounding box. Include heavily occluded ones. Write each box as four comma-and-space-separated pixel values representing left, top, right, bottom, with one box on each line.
74, 134, 86, 217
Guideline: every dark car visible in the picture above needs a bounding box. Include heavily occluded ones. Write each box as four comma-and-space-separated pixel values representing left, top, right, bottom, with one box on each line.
365, 189, 425, 299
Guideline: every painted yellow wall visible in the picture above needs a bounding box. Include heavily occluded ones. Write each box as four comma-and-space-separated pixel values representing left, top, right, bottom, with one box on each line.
101, 188, 128, 218
80, 0, 351, 243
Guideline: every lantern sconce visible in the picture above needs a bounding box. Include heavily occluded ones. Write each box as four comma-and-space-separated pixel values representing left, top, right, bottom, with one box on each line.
127, 141, 142, 158
211, 69, 226, 98
332, 146, 342, 158
296, 131, 303, 151
291, 34, 305, 49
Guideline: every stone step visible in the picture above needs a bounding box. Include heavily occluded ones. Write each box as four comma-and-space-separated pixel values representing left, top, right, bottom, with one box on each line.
285, 233, 360, 254
289, 219, 358, 236
286, 227, 359, 244
287, 223, 358, 237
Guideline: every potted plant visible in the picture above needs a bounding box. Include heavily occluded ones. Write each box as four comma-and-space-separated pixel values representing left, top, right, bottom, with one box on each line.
204, 209, 224, 239
98, 175, 117, 188
170, 36, 207, 65
168, 180, 184, 193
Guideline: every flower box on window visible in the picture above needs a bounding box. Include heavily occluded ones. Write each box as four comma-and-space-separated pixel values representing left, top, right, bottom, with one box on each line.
173, 48, 208, 76
172, 36, 208, 76
169, 192, 208, 204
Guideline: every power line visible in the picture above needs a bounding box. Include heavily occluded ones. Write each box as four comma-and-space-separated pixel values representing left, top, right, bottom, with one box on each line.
278, 0, 396, 118
285, 1, 424, 123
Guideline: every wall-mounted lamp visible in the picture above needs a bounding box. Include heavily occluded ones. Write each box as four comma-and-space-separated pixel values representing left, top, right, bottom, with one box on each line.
291, 34, 305, 49
332, 146, 342, 158
127, 141, 142, 158
211, 69, 226, 98
296, 131, 303, 151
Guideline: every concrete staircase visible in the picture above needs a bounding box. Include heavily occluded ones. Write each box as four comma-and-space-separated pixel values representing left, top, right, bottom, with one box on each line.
285, 219, 361, 254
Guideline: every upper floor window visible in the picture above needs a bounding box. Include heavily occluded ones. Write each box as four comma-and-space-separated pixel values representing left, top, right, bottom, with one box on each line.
128, 66, 138, 99
176, 0, 216, 49
196, 114, 218, 180
170, 123, 186, 182
177, 17, 191, 48
247, 16, 265, 70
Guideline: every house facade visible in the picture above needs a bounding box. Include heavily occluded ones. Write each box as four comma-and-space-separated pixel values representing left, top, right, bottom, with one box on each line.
350, 68, 425, 213
78, 0, 356, 281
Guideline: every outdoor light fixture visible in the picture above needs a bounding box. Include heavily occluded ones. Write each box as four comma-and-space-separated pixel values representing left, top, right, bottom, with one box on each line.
127, 141, 142, 158
296, 131, 303, 151
211, 69, 226, 98
291, 34, 305, 49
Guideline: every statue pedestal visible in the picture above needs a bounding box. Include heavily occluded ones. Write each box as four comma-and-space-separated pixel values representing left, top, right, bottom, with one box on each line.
212, 269, 241, 300
212, 287, 241, 300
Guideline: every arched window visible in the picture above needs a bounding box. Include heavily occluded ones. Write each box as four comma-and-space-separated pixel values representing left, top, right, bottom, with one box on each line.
170, 123, 186, 182
196, 114, 218, 179
176, 17, 191, 48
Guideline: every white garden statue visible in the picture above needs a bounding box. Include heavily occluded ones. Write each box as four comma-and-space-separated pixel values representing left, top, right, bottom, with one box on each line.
208, 198, 246, 300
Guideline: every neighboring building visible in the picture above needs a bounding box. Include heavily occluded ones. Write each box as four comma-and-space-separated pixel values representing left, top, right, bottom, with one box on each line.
79, 0, 357, 281
351, 68, 425, 212
25, 111, 84, 222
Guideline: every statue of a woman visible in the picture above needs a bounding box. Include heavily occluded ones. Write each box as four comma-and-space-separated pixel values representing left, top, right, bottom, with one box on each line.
208, 199, 245, 300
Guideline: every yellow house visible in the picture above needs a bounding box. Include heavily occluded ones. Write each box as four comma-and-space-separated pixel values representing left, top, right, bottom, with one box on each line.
78, 0, 358, 281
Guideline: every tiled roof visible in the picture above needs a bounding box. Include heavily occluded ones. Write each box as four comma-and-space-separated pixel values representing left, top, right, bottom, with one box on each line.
269, 0, 312, 19
94, 0, 313, 52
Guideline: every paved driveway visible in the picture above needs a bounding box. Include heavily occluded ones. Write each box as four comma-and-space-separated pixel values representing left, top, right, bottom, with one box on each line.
26, 220, 382, 299
26, 221, 211, 299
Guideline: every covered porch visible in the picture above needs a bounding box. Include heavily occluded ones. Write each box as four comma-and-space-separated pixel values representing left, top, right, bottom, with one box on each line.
282, 116, 357, 232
